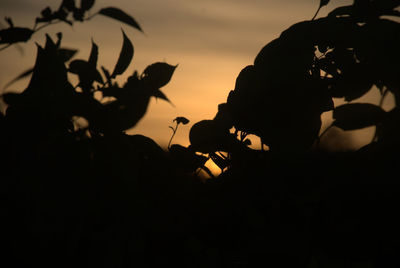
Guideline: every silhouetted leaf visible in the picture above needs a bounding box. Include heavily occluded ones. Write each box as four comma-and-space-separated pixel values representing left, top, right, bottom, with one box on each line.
5, 17, 13, 28
169, 144, 208, 173
3, 68, 33, 89
385, 10, 400, 17
173, 116, 189, 125
69, 59, 87, 74
69, 59, 103, 87
59, 48, 78, 62
73, 8, 85, 21
99, 7, 143, 32
333, 103, 387, 130
328, 5, 353, 17
101, 66, 112, 84
153, 89, 173, 104
319, 0, 330, 9
81, 0, 95, 11
41, 7, 52, 18
1, 92, 22, 106
36, 7, 59, 24
60, 0, 75, 11
111, 29, 133, 78
88, 39, 98, 67
209, 152, 229, 171
0, 27, 34, 44
142, 62, 177, 89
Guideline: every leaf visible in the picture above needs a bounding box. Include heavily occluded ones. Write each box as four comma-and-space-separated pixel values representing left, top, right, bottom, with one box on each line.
328, 5, 353, 17
101, 66, 112, 84
81, 0, 95, 11
41, 7, 52, 18
69, 59, 103, 86
73, 8, 85, 21
142, 62, 177, 89
5, 17, 14, 28
98, 7, 143, 32
68, 59, 88, 74
333, 103, 387, 131
209, 152, 229, 170
60, 0, 75, 11
3, 68, 34, 89
88, 39, 98, 67
319, 0, 330, 9
111, 29, 134, 78
152, 89, 173, 105
173, 116, 190, 125
169, 144, 209, 173
0, 27, 34, 44
2, 92, 22, 106
58, 48, 78, 62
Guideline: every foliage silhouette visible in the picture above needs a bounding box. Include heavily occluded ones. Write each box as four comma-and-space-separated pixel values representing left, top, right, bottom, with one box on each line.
1, 0, 400, 267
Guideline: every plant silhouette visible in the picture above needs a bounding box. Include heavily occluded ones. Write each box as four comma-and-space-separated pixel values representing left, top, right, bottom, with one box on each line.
1, 0, 400, 267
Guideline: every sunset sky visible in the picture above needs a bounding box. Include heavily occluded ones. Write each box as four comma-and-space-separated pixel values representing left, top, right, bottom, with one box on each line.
0, 0, 389, 151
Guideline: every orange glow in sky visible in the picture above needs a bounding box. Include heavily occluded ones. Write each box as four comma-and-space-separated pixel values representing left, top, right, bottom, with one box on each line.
0, 0, 391, 151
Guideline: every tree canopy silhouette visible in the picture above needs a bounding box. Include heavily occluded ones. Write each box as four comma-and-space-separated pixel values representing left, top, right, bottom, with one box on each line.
1, 0, 400, 267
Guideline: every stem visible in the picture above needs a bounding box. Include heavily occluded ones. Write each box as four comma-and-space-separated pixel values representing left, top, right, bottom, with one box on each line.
167, 123, 178, 149
312, 6, 321, 20
200, 165, 215, 179
0, 44, 11, 52
84, 12, 99, 21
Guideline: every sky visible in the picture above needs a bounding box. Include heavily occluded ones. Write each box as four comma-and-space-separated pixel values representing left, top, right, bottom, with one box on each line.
0, 0, 392, 152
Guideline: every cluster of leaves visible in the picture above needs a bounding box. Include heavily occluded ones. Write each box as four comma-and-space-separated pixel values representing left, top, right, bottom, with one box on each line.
184, 0, 400, 175
0, 0, 217, 181
0, 0, 142, 50
2, 29, 177, 135
2, 1, 400, 267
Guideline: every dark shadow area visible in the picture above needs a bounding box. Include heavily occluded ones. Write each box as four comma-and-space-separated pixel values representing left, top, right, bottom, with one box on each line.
1, 0, 400, 267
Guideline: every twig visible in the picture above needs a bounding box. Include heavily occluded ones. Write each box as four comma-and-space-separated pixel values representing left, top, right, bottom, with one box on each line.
0, 44, 11, 52
312, 6, 322, 20
167, 122, 178, 149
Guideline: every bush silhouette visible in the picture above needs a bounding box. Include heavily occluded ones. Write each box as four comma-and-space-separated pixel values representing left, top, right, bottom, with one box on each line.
1, 0, 400, 267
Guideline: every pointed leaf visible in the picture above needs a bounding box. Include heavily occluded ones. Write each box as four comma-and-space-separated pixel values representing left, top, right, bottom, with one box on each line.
333, 103, 387, 131
3, 68, 33, 89
88, 39, 98, 67
5, 17, 14, 28
153, 89, 173, 105
111, 29, 134, 78
142, 62, 177, 89
58, 48, 78, 62
101, 66, 112, 84
93, 69, 103, 84
99, 7, 143, 32
81, 0, 95, 11
0, 27, 34, 44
